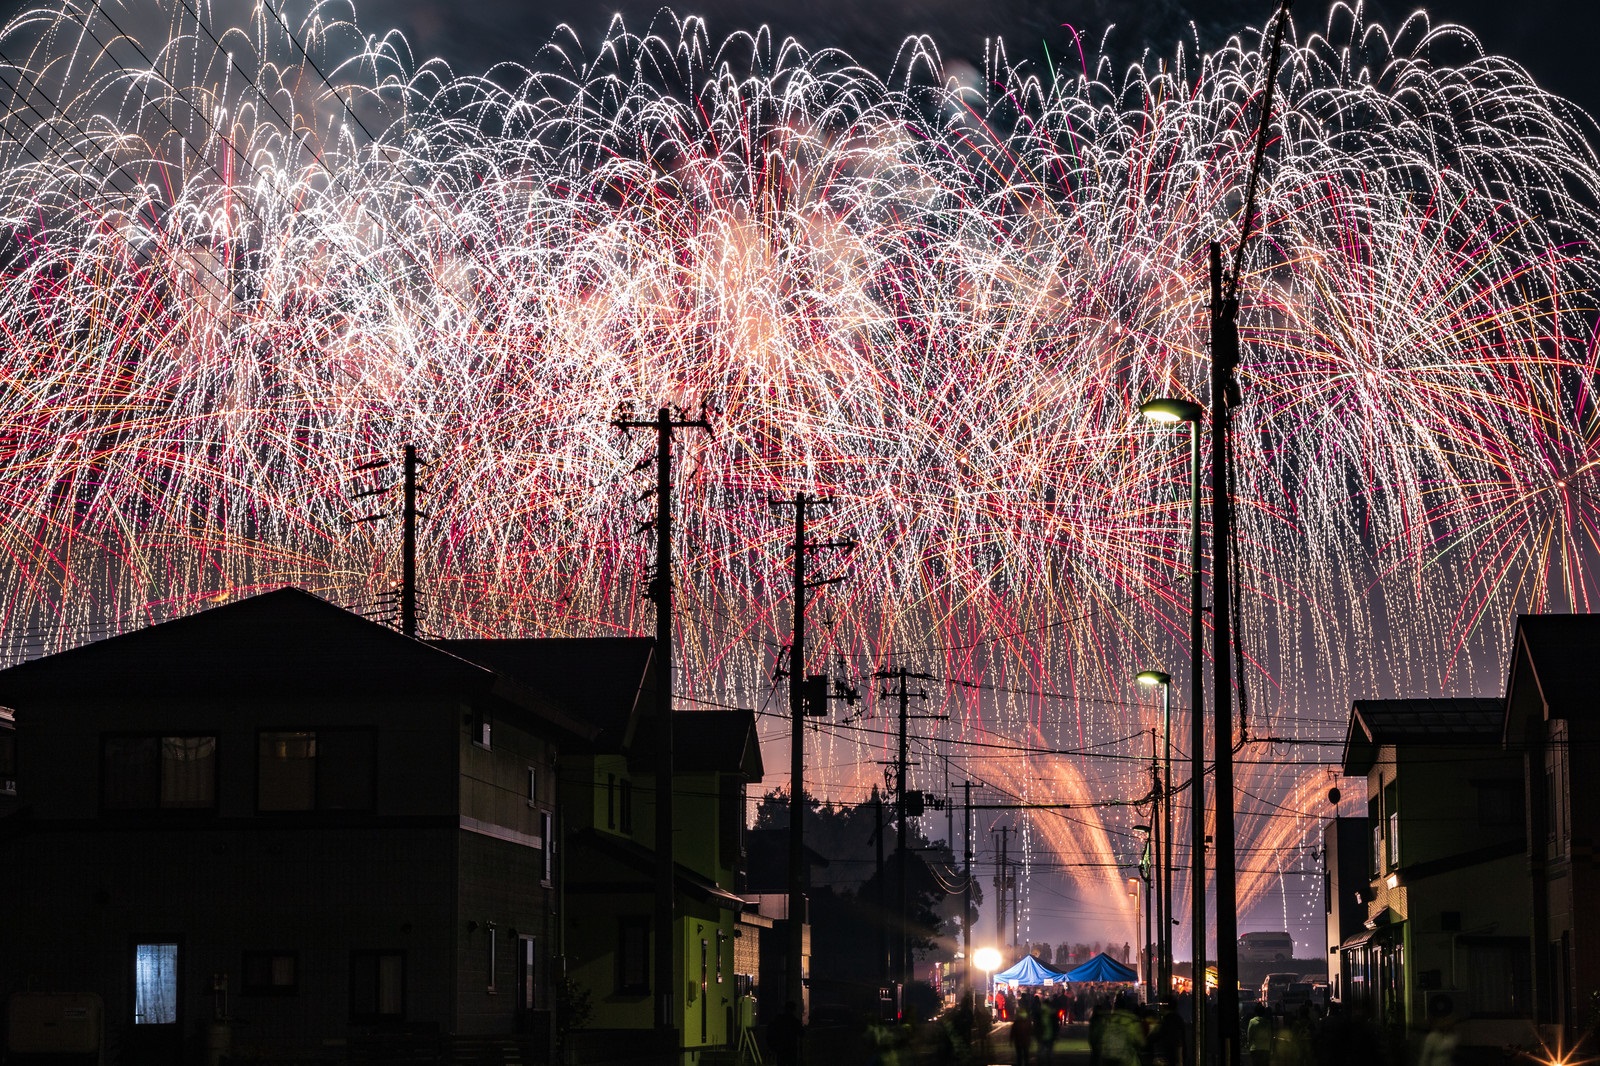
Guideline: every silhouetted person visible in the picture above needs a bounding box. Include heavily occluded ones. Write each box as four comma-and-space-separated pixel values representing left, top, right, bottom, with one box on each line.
769, 1000, 803, 1066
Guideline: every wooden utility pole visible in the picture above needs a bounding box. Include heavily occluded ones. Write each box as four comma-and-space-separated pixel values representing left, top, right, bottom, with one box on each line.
612, 405, 710, 1042
771, 492, 852, 1020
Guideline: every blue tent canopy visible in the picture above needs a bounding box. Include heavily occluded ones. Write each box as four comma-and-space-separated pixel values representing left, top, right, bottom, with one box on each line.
1062, 952, 1138, 983
993, 954, 1070, 986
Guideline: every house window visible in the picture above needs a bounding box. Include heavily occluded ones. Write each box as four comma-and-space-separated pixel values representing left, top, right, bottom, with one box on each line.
606, 773, 616, 829
540, 810, 554, 884
258, 730, 374, 812
134, 942, 179, 1025
104, 736, 216, 811
1369, 795, 1382, 875
619, 780, 633, 834
350, 950, 405, 1022
241, 952, 298, 996
472, 710, 492, 749
617, 918, 650, 995
517, 936, 537, 1012
1384, 780, 1399, 868
527, 767, 538, 806
1462, 937, 1531, 1017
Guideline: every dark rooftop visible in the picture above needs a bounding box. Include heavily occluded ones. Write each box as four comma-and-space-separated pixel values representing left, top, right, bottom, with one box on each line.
1342, 697, 1504, 776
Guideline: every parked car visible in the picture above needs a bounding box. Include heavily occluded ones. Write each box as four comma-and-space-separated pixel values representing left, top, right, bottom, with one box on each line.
1238, 931, 1296, 962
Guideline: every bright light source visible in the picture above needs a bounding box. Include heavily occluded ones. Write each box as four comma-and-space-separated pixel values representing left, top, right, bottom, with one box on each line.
974, 947, 1002, 973
1136, 670, 1171, 687
1140, 398, 1203, 424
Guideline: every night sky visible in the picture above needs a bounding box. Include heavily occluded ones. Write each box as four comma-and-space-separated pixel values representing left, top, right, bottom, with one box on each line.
352, 0, 1600, 123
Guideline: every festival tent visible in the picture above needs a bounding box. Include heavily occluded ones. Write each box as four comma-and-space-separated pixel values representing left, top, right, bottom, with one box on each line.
1062, 952, 1139, 983
993, 954, 1070, 986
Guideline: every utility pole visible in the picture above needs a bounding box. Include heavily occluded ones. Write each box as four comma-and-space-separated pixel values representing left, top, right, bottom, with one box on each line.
876, 666, 943, 998
875, 789, 888, 987
612, 405, 711, 1043
963, 781, 973, 1000
350, 445, 426, 637
993, 824, 1010, 954
771, 491, 853, 1021
1209, 6, 1291, 1057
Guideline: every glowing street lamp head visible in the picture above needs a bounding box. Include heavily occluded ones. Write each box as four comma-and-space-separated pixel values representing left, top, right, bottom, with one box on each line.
974, 947, 1002, 974
1136, 670, 1171, 688
1140, 398, 1203, 424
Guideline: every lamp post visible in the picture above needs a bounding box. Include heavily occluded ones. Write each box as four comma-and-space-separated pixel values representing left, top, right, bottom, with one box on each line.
1139, 396, 1203, 1059
974, 946, 1002, 1013
1137, 669, 1173, 1002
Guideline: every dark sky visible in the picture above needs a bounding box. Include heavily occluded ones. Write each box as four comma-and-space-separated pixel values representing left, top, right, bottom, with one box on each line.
356, 0, 1600, 122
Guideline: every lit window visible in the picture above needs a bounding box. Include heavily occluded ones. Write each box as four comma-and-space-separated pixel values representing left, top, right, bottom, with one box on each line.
134, 943, 179, 1025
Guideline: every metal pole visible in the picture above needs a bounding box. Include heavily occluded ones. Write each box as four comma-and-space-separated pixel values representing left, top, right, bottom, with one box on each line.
1190, 399, 1208, 1066
1162, 680, 1174, 1001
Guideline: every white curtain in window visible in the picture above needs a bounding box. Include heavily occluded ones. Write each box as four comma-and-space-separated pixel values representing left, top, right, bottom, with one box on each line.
135, 943, 178, 1024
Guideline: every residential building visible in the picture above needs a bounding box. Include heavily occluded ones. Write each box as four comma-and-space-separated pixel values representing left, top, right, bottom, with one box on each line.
0, 588, 590, 1064
1322, 815, 1369, 1006
1503, 614, 1600, 1043
1340, 698, 1531, 1045
432, 639, 765, 1064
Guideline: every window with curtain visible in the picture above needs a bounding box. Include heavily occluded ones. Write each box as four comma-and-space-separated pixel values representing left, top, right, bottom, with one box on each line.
350, 950, 405, 1022
258, 730, 374, 812
104, 736, 215, 811
134, 942, 179, 1024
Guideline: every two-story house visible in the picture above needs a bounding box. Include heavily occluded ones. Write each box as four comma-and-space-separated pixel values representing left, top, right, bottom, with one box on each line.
1503, 614, 1600, 1043
431, 639, 765, 1065
0, 588, 591, 1064
1340, 698, 1531, 1045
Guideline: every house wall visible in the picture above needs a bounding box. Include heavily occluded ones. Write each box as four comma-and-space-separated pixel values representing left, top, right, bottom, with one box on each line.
0, 690, 478, 1060
455, 712, 560, 1042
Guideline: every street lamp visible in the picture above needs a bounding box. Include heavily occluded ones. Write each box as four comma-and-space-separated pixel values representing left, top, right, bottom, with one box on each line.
1137, 669, 1173, 1002
1139, 396, 1203, 1058
974, 946, 1002, 1012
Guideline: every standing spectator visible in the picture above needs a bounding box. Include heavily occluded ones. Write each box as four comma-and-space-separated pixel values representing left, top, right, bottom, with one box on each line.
1246, 1004, 1274, 1066
1011, 1001, 1036, 1066
1153, 998, 1187, 1066
769, 1000, 803, 1066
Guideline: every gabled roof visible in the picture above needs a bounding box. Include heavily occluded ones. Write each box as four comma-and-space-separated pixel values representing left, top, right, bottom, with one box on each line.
430, 638, 654, 751
0, 588, 592, 741
1503, 614, 1600, 742
1342, 698, 1504, 776
568, 827, 748, 912
674, 709, 763, 781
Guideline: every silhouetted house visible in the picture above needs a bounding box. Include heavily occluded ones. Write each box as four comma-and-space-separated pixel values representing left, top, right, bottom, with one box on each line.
0, 588, 591, 1064
1322, 815, 1369, 1006
1340, 698, 1530, 1044
1503, 614, 1600, 1042
742, 828, 830, 1022
432, 639, 764, 1064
